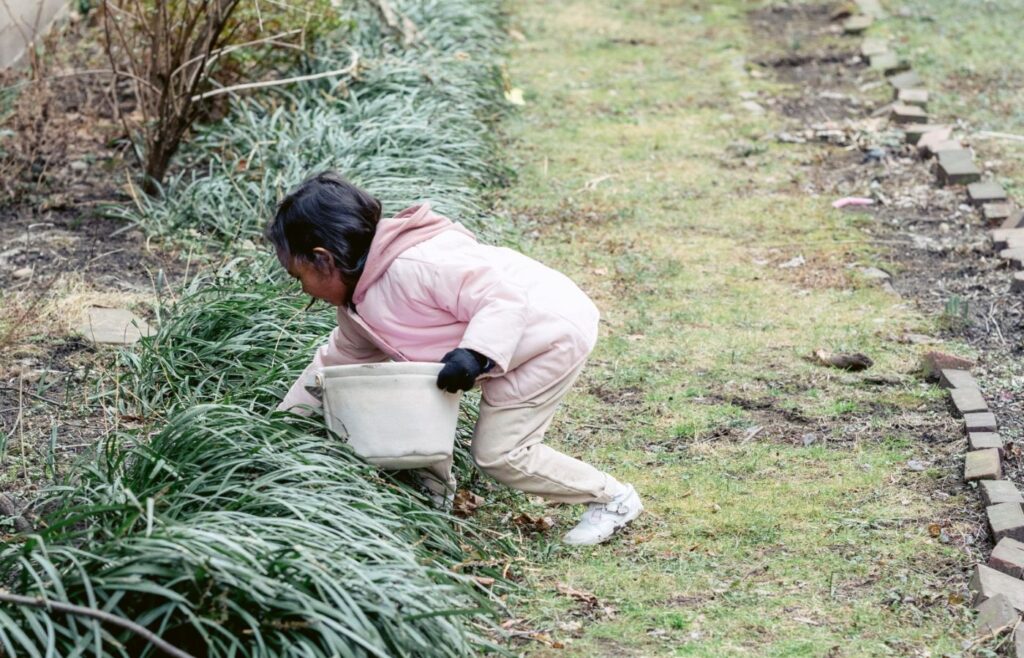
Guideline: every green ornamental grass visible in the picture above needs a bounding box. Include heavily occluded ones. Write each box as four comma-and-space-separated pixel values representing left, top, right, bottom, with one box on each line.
0, 0, 514, 654
1, 407, 502, 656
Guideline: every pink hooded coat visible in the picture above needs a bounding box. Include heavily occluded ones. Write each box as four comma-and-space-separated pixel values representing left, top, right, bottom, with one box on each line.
280, 203, 600, 411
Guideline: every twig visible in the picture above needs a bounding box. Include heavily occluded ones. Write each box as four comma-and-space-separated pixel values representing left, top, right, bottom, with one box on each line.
101, 4, 144, 168
17, 377, 28, 484
0, 590, 197, 658
6, 67, 160, 91
86, 249, 126, 266
190, 52, 359, 102
974, 130, 1024, 143
0, 0, 31, 46
0, 386, 60, 407
988, 302, 1006, 345
169, 28, 303, 80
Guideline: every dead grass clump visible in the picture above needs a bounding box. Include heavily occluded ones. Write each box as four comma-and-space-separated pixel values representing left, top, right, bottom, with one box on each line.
0, 273, 152, 361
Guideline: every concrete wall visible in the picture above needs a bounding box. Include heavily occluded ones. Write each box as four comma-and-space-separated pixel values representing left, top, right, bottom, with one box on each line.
1, 0, 69, 69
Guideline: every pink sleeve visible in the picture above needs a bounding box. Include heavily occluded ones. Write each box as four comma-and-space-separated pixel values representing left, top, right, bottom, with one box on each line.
279, 320, 388, 414
425, 259, 528, 374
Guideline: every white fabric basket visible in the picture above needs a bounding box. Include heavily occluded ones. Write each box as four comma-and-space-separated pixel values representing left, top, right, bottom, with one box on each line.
313, 362, 461, 469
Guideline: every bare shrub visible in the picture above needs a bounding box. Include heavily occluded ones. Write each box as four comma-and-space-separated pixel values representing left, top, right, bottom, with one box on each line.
99, 0, 343, 196
101, 0, 248, 195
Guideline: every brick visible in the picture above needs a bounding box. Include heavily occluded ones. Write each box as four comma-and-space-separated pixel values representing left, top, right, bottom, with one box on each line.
922, 350, 975, 379
860, 38, 889, 58
921, 140, 960, 159
984, 204, 1014, 224
922, 140, 963, 158
843, 15, 874, 34
80, 307, 154, 345
1000, 248, 1024, 270
972, 564, 1024, 610
914, 125, 953, 148
1013, 272, 1024, 293
966, 412, 999, 433
976, 593, 1019, 635
937, 149, 975, 168
972, 432, 1006, 453
968, 181, 1009, 206
951, 387, 989, 416
870, 52, 909, 75
938, 159, 982, 187
992, 538, 1024, 578
890, 103, 928, 124
939, 368, 977, 389
889, 70, 923, 91
967, 449, 1003, 481
1003, 210, 1024, 230
993, 228, 1024, 249
990, 503, 1024, 542
983, 480, 1022, 507
897, 88, 928, 107
905, 123, 951, 145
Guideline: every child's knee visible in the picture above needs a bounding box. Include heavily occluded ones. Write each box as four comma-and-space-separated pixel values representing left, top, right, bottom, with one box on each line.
470, 440, 508, 471
471, 442, 536, 484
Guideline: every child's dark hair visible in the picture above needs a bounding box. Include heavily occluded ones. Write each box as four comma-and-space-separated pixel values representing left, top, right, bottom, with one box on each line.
265, 172, 382, 283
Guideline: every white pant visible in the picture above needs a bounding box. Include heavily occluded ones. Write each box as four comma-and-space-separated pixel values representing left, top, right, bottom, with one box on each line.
420, 361, 619, 504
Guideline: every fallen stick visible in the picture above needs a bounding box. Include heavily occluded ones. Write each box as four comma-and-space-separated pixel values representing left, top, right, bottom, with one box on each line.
190, 50, 360, 102
0, 591, 196, 658
974, 130, 1024, 143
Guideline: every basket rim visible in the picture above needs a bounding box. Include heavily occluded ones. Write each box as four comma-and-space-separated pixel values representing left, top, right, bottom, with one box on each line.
319, 361, 444, 379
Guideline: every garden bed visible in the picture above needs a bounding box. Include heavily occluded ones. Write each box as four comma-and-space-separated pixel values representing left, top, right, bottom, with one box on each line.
0, 0, 517, 655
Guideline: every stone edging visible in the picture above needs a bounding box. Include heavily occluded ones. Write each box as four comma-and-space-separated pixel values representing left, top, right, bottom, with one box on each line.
839, 1, 1024, 651
848, 4, 1023, 291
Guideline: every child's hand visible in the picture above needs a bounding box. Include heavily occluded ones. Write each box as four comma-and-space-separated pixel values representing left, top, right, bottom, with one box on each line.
437, 348, 491, 393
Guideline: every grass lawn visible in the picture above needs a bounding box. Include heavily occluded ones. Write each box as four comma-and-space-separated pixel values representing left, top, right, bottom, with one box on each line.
493, 0, 980, 654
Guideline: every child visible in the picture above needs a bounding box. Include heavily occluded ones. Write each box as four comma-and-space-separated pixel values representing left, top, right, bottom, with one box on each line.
268, 172, 642, 545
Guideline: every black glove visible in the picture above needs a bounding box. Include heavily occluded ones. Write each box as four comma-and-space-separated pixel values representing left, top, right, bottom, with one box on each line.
437, 348, 492, 393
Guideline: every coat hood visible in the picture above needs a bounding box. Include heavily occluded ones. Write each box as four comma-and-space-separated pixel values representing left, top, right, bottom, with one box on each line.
351, 203, 475, 305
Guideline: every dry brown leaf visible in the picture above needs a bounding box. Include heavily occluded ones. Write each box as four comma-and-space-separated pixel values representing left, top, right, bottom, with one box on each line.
514, 512, 555, 532
556, 582, 599, 606
812, 349, 873, 371
453, 490, 484, 518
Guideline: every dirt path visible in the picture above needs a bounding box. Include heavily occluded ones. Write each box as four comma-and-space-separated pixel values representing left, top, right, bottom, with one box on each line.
498, 0, 980, 654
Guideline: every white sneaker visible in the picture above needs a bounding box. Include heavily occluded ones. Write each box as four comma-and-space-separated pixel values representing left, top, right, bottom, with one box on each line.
427, 490, 455, 511
563, 484, 643, 546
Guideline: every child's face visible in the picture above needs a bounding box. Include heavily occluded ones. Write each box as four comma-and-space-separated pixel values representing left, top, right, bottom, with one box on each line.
280, 248, 350, 307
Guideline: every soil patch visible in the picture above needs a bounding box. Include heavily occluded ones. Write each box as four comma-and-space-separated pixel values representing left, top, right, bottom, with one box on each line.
0, 18, 187, 499
749, 2, 873, 123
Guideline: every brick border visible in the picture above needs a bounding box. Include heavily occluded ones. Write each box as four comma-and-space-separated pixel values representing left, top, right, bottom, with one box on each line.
836, 2, 1024, 651
844, 3, 1022, 290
